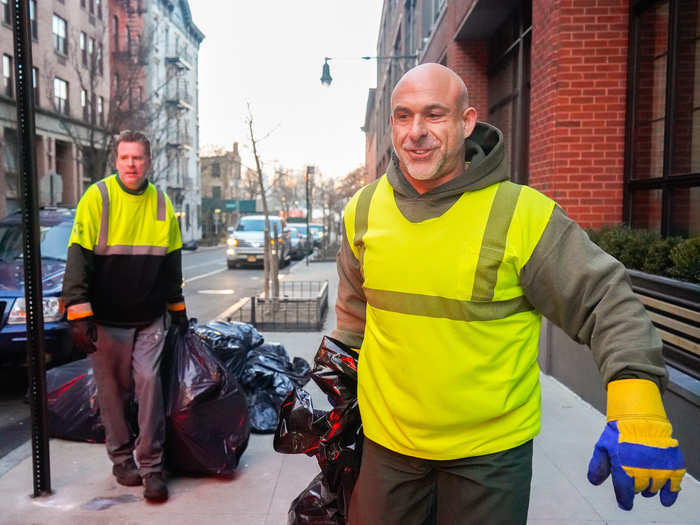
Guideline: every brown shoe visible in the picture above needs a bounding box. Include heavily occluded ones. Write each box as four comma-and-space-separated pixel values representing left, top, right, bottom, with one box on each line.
143, 472, 168, 502
112, 458, 142, 487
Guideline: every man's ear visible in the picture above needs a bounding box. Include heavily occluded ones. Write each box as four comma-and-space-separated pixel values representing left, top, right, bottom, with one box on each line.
462, 107, 478, 138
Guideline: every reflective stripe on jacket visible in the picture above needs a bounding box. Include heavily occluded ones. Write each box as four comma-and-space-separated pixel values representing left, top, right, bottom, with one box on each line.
344, 175, 556, 460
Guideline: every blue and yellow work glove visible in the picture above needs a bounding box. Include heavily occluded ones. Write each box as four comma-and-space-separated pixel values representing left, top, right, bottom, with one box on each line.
587, 379, 686, 510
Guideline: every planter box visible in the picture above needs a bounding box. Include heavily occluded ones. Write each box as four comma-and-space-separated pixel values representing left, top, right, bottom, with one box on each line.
538, 270, 700, 477
227, 280, 329, 332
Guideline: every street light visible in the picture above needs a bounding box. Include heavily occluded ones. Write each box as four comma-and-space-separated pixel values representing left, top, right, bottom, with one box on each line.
320, 55, 418, 86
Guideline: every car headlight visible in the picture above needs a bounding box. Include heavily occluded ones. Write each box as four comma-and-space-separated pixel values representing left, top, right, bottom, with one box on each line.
226, 248, 234, 256
227, 237, 238, 247
8, 297, 65, 324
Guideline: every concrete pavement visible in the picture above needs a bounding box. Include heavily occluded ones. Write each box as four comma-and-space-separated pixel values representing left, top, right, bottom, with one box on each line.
0, 260, 698, 524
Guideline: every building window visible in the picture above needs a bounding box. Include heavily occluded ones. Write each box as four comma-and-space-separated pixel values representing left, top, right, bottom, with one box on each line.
89, 0, 94, 15
80, 32, 87, 66
625, 0, 700, 237
487, 0, 532, 185
96, 0, 102, 19
32, 67, 39, 105
88, 37, 95, 68
81, 88, 89, 120
113, 72, 119, 92
112, 15, 119, 51
126, 25, 131, 55
2, 55, 12, 98
1, 0, 10, 25
81, 0, 86, 8
53, 77, 68, 114
97, 44, 103, 75
29, 0, 37, 39
53, 15, 68, 55
97, 96, 104, 125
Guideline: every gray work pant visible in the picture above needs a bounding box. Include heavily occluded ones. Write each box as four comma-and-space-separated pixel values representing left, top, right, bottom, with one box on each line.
90, 316, 166, 475
348, 439, 533, 525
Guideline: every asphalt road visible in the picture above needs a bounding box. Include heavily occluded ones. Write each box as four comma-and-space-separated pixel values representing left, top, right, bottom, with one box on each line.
0, 245, 299, 462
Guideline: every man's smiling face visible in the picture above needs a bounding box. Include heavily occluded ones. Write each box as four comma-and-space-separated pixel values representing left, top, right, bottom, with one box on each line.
390, 64, 476, 185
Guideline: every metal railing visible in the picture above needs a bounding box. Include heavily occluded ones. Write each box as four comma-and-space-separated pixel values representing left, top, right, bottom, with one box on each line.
227, 280, 329, 331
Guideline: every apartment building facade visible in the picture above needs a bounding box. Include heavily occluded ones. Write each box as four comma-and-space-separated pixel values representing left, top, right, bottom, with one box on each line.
0, 0, 111, 217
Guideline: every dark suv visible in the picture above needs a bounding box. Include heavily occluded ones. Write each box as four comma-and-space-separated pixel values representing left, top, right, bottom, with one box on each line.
0, 208, 75, 368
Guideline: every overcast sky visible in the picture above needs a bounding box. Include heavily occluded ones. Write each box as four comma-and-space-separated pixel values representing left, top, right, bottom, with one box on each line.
189, 1, 383, 180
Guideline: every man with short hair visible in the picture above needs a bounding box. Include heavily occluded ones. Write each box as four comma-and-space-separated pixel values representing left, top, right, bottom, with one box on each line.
62, 130, 187, 502
334, 64, 686, 524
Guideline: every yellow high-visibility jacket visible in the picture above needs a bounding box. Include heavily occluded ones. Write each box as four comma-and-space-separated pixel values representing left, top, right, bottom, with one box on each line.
62, 174, 184, 326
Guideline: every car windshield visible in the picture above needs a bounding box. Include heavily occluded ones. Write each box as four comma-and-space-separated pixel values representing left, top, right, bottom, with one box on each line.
0, 221, 72, 262
291, 224, 307, 233
236, 218, 281, 232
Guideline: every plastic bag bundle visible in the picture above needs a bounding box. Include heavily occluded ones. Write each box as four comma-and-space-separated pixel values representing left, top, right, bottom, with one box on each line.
288, 473, 344, 525
275, 336, 362, 525
241, 342, 312, 433
195, 320, 264, 377
162, 325, 251, 476
47, 358, 106, 443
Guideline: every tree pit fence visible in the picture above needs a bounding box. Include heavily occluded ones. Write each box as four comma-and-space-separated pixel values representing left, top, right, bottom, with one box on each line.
228, 280, 329, 331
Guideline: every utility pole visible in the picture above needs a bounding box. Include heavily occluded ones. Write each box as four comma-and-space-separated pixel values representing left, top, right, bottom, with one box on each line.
12, 0, 51, 497
305, 165, 314, 266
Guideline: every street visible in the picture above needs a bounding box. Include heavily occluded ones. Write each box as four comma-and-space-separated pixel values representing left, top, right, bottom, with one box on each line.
0, 245, 301, 464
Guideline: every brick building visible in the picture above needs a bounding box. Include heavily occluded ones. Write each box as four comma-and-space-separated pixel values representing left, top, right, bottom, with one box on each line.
200, 142, 242, 237
0, 0, 111, 216
365, 0, 699, 237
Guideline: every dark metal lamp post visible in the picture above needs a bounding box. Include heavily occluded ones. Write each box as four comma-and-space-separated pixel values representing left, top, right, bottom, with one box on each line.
320, 55, 418, 86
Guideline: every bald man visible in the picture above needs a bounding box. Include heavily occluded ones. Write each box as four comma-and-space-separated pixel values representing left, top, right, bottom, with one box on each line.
333, 64, 685, 524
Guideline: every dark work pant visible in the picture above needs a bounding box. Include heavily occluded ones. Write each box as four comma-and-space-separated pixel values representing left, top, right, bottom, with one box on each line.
90, 316, 166, 475
348, 439, 533, 525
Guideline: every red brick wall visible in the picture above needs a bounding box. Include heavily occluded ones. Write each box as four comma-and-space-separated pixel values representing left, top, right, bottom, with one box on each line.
530, 0, 629, 228
449, 40, 488, 118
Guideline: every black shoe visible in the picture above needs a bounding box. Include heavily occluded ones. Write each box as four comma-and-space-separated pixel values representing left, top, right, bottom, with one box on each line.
143, 472, 168, 502
112, 458, 142, 487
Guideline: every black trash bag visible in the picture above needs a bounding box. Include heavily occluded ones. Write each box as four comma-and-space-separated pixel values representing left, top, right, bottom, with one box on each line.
195, 321, 264, 378
162, 324, 251, 476
288, 472, 344, 525
274, 387, 330, 456
276, 336, 363, 524
240, 342, 312, 433
46, 358, 105, 443
247, 390, 283, 434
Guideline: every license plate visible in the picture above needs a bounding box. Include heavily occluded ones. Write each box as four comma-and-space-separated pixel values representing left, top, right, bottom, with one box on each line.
247, 255, 257, 262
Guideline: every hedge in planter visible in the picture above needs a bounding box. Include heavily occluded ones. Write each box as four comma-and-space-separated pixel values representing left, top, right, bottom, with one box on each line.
584, 226, 699, 284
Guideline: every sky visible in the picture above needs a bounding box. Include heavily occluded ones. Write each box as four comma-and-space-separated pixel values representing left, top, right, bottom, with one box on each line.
188, 1, 383, 180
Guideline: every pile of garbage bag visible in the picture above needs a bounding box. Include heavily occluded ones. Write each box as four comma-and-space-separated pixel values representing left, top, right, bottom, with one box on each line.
46, 321, 253, 476
274, 336, 363, 525
196, 322, 311, 433
47, 319, 312, 472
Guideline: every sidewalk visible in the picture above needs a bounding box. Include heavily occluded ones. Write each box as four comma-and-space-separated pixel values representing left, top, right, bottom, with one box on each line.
0, 260, 698, 524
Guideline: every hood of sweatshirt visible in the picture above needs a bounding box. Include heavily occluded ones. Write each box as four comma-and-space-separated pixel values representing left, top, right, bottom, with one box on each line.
386, 121, 509, 222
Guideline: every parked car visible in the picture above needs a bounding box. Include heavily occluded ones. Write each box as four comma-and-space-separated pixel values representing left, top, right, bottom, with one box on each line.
289, 223, 313, 254
309, 224, 324, 247
0, 208, 76, 368
226, 215, 291, 269
288, 227, 310, 260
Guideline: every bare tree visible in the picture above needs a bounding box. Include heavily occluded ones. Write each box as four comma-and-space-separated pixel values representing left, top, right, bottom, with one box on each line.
246, 103, 279, 299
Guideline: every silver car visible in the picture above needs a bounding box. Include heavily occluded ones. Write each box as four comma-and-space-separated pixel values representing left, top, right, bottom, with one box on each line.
226, 215, 291, 269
